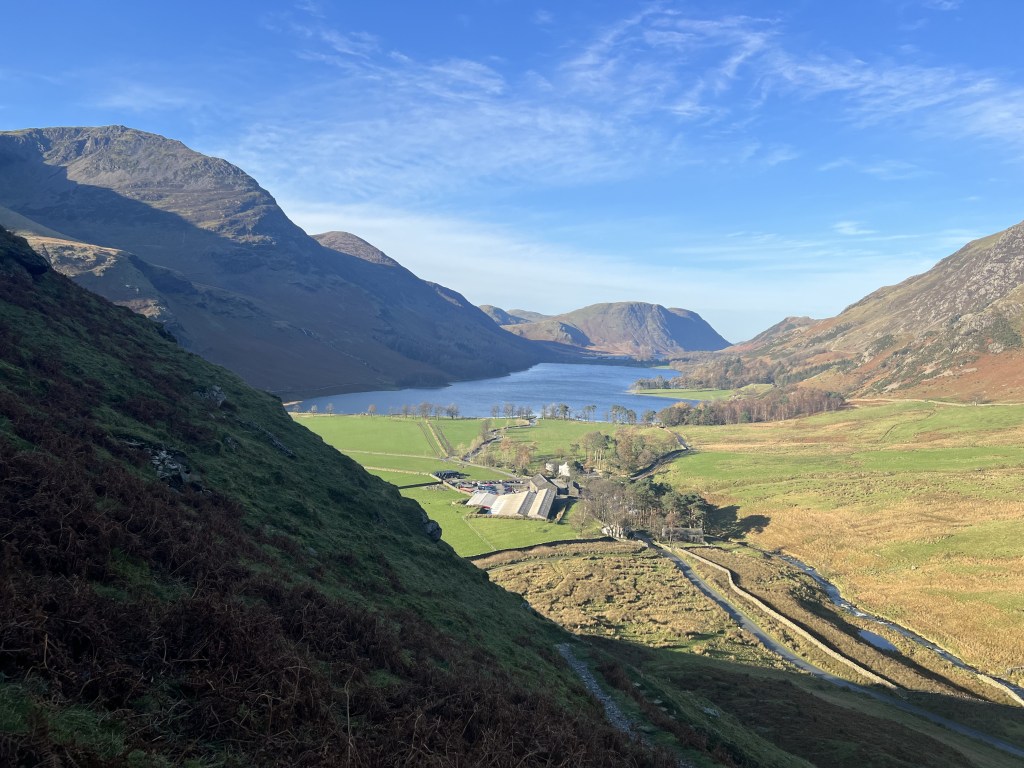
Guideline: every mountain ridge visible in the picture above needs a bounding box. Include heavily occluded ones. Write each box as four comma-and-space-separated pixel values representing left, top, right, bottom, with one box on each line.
485, 301, 730, 358
685, 223, 1024, 399
0, 125, 549, 398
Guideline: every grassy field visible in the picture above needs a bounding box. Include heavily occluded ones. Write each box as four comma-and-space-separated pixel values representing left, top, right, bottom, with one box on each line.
293, 414, 442, 455
655, 399, 1024, 682
634, 387, 735, 400
295, 414, 597, 556
500, 419, 669, 464
486, 542, 784, 666
402, 486, 596, 557
432, 417, 515, 454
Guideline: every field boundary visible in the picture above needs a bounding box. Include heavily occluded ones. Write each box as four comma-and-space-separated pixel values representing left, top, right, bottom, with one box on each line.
417, 419, 445, 457
468, 537, 617, 562
678, 546, 897, 689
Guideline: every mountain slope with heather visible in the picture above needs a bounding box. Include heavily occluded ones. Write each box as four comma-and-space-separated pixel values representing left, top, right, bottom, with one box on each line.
0, 227, 676, 766
673, 223, 1024, 400
0, 126, 547, 399
487, 301, 730, 358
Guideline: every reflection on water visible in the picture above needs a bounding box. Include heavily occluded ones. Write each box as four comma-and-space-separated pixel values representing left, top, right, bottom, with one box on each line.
298, 363, 695, 419
858, 629, 898, 652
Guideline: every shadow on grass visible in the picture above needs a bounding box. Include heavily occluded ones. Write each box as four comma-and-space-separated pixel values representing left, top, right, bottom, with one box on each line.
579, 635, 1024, 768
706, 505, 771, 538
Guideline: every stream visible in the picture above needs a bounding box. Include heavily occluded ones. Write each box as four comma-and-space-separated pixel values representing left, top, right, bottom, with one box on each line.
774, 552, 1024, 700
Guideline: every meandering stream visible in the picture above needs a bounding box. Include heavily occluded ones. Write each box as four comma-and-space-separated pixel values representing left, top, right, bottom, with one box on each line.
775, 552, 1024, 700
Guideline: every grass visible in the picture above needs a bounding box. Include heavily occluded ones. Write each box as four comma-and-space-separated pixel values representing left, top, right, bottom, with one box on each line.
485, 542, 784, 666
292, 414, 442, 455
654, 399, 1024, 680
502, 419, 606, 456
401, 486, 596, 558
633, 388, 736, 400
681, 544, 1020, 712
298, 415, 610, 556
432, 418, 513, 454
593, 639, 1024, 768
483, 542, 1023, 768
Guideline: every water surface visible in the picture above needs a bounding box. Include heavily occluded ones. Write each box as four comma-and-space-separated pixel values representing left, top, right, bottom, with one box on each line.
299, 363, 689, 419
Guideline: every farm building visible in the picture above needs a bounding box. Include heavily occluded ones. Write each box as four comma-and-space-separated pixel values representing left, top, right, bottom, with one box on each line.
468, 488, 555, 520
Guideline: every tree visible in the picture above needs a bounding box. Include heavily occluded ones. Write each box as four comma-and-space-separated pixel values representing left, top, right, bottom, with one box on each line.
573, 501, 590, 535
445, 403, 459, 419
514, 443, 535, 474
419, 402, 432, 419
325, 402, 335, 415
367, 404, 377, 417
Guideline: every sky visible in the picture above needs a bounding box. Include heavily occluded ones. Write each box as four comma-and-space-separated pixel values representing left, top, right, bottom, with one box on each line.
5, 1, 1024, 342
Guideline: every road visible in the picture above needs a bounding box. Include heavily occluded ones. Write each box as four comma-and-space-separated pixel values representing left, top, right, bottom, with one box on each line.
637, 535, 1024, 760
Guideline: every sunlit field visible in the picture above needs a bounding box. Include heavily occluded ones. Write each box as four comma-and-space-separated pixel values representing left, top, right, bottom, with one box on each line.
657, 400, 1024, 681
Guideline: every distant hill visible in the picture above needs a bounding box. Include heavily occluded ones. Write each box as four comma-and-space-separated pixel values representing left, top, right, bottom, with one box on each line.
694, 224, 1024, 399
0, 126, 546, 399
479, 304, 546, 325
0, 226, 670, 766
486, 301, 730, 358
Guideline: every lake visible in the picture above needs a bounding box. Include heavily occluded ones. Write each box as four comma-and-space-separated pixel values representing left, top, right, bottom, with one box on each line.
297, 363, 690, 419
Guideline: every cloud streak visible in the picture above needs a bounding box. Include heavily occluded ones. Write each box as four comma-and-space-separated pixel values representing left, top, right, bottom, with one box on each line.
228, 3, 1024, 211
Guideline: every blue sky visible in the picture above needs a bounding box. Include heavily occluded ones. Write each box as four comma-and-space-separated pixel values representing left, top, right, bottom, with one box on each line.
5, 1, 1024, 342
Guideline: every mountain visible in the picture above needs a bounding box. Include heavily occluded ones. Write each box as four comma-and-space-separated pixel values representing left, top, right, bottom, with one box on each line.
0, 227, 672, 766
0, 126, 546, 399
488, 301, 730, 358
479, 304, 544, 325
711, 223, 1024, 399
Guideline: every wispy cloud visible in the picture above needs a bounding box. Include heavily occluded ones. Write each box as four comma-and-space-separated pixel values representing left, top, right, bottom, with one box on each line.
94, 82, 203, 112
533, 10, 554, 27
818, 157, 927, 180
834, 220, 876, 236
234, 3, 1024, 210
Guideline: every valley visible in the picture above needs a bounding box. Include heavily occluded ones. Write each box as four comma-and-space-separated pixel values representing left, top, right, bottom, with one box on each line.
297, 392, 1024, 763
4, 123, 1024, 766
7, 2, 1024, 764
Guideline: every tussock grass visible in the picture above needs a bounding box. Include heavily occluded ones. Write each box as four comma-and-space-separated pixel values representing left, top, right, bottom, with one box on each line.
487, 547, 784, 667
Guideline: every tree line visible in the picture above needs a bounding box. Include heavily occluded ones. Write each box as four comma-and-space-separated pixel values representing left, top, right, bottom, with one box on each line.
654, 386, 845, 426
575, 477, 711, 538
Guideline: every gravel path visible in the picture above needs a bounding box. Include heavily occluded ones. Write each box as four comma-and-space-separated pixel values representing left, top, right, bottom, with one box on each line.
557, 643, 697, 767
555, 643, 634, 735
